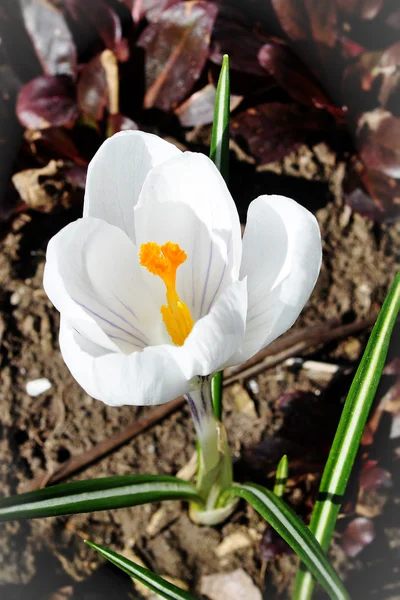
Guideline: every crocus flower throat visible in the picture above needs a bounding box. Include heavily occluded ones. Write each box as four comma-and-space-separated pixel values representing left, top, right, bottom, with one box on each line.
139, 241, 194, 346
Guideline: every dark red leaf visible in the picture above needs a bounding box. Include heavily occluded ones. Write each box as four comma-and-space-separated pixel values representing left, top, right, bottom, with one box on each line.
341, 50, 387, 116
343, 43, 400, 107
335, 0, 383, 19
341, 517, 375, 557
175, 83, 217, 127
358, 0, 384, 20
359, 461, 392, 493
346, 43, 400, 113
260, 527, 293, 560
25, 128, 87, 166
137, 1, 217, 111
335, 0, 359, 14
339, 36, 366, 59
343, 159, 400, 222
357, 110, 400, 178
231, 103, 333, 163
62, 165, 87, 190
380, 79, 400, 116
383, 359, 400, 376
380, 40, 400, 68
175, 83, 242, 127
275, 390, 314, 412
386, 8, 400, 31
304, 0, 338, 48
20, 0, 77, 78
342, 51, 381, 96
243, 436, 306, 472
64, 0, 125, 60
17, 75, 78, 129
258, 42, 343, 117
210, 20, 268, 77
271, 0, 309, 41
124, 0, 180, 23
77, 55, 108, 121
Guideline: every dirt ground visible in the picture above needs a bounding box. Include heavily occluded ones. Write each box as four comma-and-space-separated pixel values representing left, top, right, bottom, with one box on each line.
0, 141, 399, 600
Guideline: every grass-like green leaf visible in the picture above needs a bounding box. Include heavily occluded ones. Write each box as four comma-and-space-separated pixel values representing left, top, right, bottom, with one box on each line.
86, 540, 200, 600
221, 483, 350, 600
0, 475, 202, 522
210, 54, 230, 179
210, 54, 230, 422
273, 454, 289, 498
293, 270, 400, 600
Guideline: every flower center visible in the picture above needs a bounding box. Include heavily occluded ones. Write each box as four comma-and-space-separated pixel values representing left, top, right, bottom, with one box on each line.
139, 241, 194, 346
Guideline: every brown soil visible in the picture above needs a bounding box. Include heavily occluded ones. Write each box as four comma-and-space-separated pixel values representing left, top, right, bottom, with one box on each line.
0, 141, 399, 600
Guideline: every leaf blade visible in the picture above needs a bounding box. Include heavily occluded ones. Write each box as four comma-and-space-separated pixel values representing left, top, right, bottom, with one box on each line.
221, 483, 350, 600
210, 54, 230, 421
273, 454, 289, 498
86, 540, 200, 600
210, 54, 230, 180
293, 270, 400, 600
0, 475, 202, 522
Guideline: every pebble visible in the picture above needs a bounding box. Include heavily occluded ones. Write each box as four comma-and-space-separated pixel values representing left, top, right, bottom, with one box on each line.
201, 569, 262, 600
26, 378, 52, 397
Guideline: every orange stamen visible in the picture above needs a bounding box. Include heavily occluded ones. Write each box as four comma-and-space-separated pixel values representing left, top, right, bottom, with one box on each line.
139, 241, 194, 346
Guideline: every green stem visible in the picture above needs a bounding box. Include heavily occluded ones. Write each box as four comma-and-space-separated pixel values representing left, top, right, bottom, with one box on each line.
211, 371, 223, 421
185, 377, 234, 525
210, 54, 230, 421
293, 271, 400, 600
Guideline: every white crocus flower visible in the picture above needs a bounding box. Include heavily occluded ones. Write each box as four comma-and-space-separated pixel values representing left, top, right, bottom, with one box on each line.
44, 131, 322, 413
44, 131, 321, 521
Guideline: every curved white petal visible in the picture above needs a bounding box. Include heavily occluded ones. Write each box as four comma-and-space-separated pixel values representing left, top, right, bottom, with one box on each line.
84, 131, 181, 243
176, 278, 248, 379
59, 278, 247, 406
44, 218, 165, 354
134, 152, 242, 321
59, 319, 190, 406
229, 195, 322, 365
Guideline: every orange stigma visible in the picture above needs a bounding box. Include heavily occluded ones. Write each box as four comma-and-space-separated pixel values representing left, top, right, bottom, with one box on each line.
139, 241, 194, 346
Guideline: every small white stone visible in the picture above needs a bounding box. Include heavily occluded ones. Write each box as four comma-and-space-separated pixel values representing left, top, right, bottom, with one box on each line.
201, 569, 262, 600
248, 379, 259, 394
10, 292, 21, 305
26, 378, 52, 397
215, 532, 253, 558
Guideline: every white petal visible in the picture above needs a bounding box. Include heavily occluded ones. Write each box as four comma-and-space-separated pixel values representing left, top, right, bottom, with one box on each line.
176, 278, 248, 378
44, 218, 165, 354
84, 131, 181, 243
59, 319, 190, 406
229, 195, 322, 365
60, 278, 247, 406
134, 152, 242, 321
